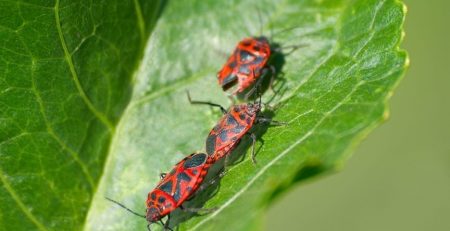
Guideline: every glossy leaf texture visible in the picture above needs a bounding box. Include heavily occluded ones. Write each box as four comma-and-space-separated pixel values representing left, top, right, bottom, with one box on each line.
0, 0, 407, 230
86, 0, 408, 230
0, 0, 164, 230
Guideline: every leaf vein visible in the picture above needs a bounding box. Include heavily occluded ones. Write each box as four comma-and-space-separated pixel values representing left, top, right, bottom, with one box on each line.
131, 68, 214, 108
189, 79, 363, 231
353, 0, 386, 58
0, 169, 49, 231
54, 0, 114, 132
133, 0, 146, 44
189, 2, 389, 227
30, 59, 95, 189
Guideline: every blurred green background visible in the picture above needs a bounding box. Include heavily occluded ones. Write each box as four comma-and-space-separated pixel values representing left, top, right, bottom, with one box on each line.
266, 0, 450, 230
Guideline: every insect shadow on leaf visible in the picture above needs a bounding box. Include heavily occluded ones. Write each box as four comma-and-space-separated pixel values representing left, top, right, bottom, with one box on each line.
236, 40, 287, 102
215, 13, 306, 101
167, 104, 283, 228
167, 162, 224, 228
224, 109, 278, 166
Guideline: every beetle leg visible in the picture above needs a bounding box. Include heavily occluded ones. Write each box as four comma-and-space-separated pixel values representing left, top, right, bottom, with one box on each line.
161, 214, 173, 231
196, 169, 226, 194
279, 44, 307, 55
244, 86, 257, 101
244, 68, 268, 101
269, 120, 287, 126
159, 173, 167, 179
267, 65, 276, 93
180, 205, 217, 214
256, 117, 271, 124
186, 168, 226, 201
187, 90, 227, 114
243, 68, 259, 101
224, 154, 231, 170
256, 117, 287, 126
227, 94, 236, 105
250, 133, 257, 165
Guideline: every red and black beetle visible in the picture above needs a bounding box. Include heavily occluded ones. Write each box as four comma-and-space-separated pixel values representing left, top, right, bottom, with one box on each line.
188, 92, 282, 165
217, 36, 276, 98
107, 152, 214, 230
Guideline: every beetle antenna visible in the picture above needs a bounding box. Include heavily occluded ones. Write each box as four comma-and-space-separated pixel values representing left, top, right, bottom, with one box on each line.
259, 92, 262, 106
256, 6, 264, 37
254, 86, 262, 107
270, 24, 307, 40
269, 21, 274, 42
105, 197, 146, 218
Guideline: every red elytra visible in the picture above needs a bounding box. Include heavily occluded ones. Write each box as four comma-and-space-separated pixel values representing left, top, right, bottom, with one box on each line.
188, 92, 271, 165
145, 152, 211, 228
206, 103, 262, 164
217, 37, 273, 95
106, 152, 212, 231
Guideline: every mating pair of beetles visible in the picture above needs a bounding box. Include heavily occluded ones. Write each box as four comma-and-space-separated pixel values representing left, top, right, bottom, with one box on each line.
108, 35, 289, 230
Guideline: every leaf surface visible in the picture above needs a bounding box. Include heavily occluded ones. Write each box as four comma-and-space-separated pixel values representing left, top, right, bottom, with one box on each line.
0, 0, 163, 230
87, 0, 407, 230
0, 0, 407, 230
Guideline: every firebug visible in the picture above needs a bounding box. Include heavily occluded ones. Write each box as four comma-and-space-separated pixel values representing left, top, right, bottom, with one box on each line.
216, 12, 304, 99
217, 36, 275, 97
188, 92, 283, 165
106, 152, 215, 230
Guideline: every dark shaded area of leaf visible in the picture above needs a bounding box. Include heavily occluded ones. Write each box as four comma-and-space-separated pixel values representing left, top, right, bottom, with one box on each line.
267, 161, 328, 203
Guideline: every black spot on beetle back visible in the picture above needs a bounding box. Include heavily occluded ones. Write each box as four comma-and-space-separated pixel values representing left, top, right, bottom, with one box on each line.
173, 172, 192, 202
252, 56, 265, 65
239, 113, 246, 120
228, 61, 237, 68
226, 114, 239, 126
177, 172, 191, 182
221, 74, 238, 91
206, 134, 217, 155
232, 125, 246, 134
219, 130, 229, 142
183, 153, 207, 168
239, 65, 250, 75
240, 50, 254, 62
158, 181, 173, 195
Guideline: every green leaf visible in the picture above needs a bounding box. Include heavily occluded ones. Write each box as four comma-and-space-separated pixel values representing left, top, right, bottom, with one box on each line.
86, 0, 408, 230
0, 0, 164, 230
0, 0, 407, 230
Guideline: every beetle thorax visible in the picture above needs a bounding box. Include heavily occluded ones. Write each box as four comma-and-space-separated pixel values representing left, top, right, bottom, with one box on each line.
244, 103, 261, 116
